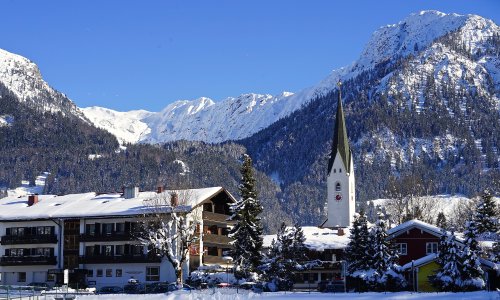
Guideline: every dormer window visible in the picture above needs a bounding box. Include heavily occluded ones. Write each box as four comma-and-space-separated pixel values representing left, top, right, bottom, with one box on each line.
336, 183, 341, 192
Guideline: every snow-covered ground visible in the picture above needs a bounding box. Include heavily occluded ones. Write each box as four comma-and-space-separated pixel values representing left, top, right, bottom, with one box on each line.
2, 171, 49, 198
75, 291, 499, 300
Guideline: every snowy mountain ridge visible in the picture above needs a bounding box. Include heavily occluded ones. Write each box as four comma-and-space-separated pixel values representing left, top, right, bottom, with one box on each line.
81, 10, 499, 144
0, 49, 85, 119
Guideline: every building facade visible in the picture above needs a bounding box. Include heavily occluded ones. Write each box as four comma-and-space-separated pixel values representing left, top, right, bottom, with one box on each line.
0, 187, 235, 288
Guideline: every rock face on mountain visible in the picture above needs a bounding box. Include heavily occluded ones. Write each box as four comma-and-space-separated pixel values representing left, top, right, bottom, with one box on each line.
0, 49, 85, 119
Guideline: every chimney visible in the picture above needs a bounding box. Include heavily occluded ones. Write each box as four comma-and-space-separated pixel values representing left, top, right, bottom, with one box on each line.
124, 186, 139, 199
157, 186, 164, 194
170, 193, 179, 207
28, 194, 39, 206
337, 228, 345, 236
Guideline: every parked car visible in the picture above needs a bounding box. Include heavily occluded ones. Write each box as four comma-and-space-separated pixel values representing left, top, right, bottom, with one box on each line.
147, 282, 171, 293
28, 282, 50, 291
98, 286, 123, 294
317, 280, 345, 293
123, 283, 145, 294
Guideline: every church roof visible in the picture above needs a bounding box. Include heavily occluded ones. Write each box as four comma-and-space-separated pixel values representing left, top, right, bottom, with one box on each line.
328, 83, 352, 174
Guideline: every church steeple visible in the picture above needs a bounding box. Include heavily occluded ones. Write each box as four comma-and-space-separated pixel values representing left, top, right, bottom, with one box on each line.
328, 81, 352, 175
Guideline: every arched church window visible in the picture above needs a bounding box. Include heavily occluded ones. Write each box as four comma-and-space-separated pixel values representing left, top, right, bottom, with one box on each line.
339, 168, 342, 173
333, 169, 336, 173
335, 182, 341, 191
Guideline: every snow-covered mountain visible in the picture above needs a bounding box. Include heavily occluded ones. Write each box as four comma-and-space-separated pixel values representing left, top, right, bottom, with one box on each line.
81, 10, 499, 145
0, 49, 84, 119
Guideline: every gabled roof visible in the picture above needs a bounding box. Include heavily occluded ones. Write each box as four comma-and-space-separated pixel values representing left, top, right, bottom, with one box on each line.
387, 219, 465, 244
0, 187, 227, 221
327, 84, 352, 174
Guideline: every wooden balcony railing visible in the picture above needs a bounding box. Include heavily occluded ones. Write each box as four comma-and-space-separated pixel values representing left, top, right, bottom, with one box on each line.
1, 235, 57, 245
0, 256, 57, 266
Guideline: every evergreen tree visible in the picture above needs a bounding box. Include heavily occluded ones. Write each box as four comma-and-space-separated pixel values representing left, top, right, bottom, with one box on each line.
474, 190, 498, 236
260, 222, 311, 291
432, 231, 462, 291
229, 154, 264, 280
490, 240, 500, 263
436, 212, 447, 229
368, 214, 405, 291
460, 220, 485, 291
345, 212, 371, 274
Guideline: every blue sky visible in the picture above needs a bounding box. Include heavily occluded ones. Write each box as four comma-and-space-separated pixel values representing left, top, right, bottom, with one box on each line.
1, 0, 499, 111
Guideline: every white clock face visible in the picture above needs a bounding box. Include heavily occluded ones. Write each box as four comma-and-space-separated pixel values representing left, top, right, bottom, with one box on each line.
335, 193, 342, 201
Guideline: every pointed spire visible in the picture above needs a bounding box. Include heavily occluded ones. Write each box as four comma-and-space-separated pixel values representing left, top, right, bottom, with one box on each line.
328, 81, 352, 175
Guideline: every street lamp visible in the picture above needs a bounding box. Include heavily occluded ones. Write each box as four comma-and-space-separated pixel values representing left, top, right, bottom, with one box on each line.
222, 256, 233, 285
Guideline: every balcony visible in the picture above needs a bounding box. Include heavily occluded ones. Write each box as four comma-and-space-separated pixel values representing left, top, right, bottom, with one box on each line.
203, 234, 232, 246
0, 256, 57, 266
203, 255, 228, 265
80, 232, 134, 242
79, 254, 161, 264
202, 211, 234, 224
1, 235, 57, 245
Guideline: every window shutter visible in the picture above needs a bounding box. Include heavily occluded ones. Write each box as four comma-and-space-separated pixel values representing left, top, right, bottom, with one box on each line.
94, 245, 100, 255
6, 228, 11, 235
125, 222, 131, 233
95, 223, 101, 235
5, 249, 10, 256
50, 248, 54, 257
124, 244, 130, 255
51, 226, 55, 235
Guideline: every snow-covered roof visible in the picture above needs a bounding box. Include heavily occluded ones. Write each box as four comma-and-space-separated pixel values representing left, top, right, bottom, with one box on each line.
388, 219, 465, 244
0, 187, 224, 221
401, 254, 437, 270
263, 226, 350, 252
388, 219, 443, 238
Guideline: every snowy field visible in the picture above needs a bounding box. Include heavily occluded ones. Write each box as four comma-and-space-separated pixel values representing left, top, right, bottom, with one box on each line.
75, 290, 499, 300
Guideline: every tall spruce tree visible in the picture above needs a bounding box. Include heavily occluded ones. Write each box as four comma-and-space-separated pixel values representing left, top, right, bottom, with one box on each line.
229, 154, 264, 280
474, 190, 498, 236
460, 220, 485, 291
432, 231, 462, 291
345, 212, 371, 274
368, 215, 404, 291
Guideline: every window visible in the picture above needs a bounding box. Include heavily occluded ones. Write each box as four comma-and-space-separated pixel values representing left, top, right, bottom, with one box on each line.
96, 269, 103, 277
207, 247, 218, 256
309, 273, 318, 283
11, 227, 25, 236
106, 269, 112, 277
208, 225, 218, 235
87, 269, 94, 278
37, 226, 52, 235
339, 168, 342, 173
103, 245, 114, 256
34, 248, 51, 256
47, 273, 55, 282
333, 169, 336, 173
426, 242, 438, 254
146, 267, 160, 281
102, 224, 113, 235
331, 254, 337, 262
115, 245, 124, 256
221, 228, 229, 236
86, 224, 96, 236
116, 269, 122, 277
18, 272, 26, 282
335, 182, 341, 192
397, 243, 408, 255
115, 223, 125, 234
203, 203, 213, 212
9, 248, 24, 257
86, 246, 94, 256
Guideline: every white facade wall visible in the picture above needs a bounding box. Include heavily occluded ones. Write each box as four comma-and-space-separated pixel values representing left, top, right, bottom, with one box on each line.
0, 220, 61, 286
325, 155, 355, 228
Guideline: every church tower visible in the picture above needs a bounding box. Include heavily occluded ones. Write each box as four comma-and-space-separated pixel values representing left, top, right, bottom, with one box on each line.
323, 82, 355, 228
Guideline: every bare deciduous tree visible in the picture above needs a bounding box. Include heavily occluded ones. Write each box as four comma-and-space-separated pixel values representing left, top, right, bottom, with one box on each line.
139, 189, 200, 283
